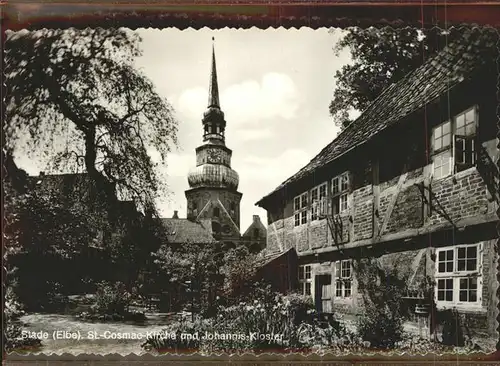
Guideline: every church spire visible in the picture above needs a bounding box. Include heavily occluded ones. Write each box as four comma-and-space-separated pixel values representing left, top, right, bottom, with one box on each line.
208, 37, 220, 109
201, 37, 226, 145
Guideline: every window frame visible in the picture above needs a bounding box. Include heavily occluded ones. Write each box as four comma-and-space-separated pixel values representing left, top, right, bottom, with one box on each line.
298, 264, 313, 297
431, 106, 478, 180
331, 172, 351, 215
434, 243, 483, 309
294, 192, 309, 227
310, 182, 328, 221
334, 260, 352, 299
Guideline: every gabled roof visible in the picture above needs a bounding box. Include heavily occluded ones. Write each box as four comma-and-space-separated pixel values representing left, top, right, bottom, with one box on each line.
159, 218, 216, 244
242, 215, 267, 238
256, 29, 498, 207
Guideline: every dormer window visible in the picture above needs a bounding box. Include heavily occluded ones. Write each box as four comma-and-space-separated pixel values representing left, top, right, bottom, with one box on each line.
331, 172, 350, 215
294, 192, 308, 227
431, 106, 478, 180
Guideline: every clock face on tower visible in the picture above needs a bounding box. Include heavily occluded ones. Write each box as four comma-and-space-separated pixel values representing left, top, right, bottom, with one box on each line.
207, 148, 224, 164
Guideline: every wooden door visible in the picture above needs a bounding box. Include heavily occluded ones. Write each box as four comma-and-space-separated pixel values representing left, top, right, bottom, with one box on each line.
315, 274, 333, 313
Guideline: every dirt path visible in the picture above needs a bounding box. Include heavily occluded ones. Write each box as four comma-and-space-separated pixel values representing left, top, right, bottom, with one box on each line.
19, 313, 175, 355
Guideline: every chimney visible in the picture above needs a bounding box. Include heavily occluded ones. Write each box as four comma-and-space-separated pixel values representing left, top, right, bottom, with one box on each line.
39, 171, 45, 177
253, 215, 260, 222
172, 210, 179, 219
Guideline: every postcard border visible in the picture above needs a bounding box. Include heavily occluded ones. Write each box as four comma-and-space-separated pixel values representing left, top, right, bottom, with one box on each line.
2, 0, 500, 363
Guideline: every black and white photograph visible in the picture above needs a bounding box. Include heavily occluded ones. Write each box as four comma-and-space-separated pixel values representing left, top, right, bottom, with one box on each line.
3, 24, 499, 357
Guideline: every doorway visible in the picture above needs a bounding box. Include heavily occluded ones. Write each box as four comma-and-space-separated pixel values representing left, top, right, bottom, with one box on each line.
314, 274, 333, 313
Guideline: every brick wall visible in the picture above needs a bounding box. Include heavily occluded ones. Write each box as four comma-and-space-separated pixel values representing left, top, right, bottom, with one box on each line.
429, 168, 491, 226
385, 184, 424, 234
352, 185, 373, 241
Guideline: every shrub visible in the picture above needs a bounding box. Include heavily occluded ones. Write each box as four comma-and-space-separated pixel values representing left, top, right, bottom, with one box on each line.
77, 281, 145, 322
4, 287, 42, 353
93, 281, 132, 316
142, 317, 212, 352
142, 292, 347, 354
356, 303, 404, 349
354, 258, 407, 349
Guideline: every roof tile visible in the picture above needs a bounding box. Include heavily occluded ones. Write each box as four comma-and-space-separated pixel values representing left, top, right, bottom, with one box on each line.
159, 218, 216, 244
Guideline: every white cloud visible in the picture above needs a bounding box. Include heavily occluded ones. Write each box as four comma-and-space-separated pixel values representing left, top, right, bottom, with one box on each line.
223, 72, 299, 125
174, 72, 299, 126
176, 87, 207, 122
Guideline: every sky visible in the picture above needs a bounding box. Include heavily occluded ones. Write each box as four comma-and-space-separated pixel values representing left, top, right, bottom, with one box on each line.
14, 27, 354, 232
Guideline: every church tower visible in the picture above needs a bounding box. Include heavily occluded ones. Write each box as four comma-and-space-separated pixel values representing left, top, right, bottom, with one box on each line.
185, 39, 242, 244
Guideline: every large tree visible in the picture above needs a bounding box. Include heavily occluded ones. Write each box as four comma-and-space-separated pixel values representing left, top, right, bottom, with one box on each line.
330, 27, 463, 129
4, 28, 178, 213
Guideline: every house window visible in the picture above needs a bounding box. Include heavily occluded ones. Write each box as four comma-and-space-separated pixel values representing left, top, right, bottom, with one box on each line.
213, 207, 220, 218
311, 183, 327, 221
331, 172, 350, 215
435, 243, 483, 308
253, 228, 259, 238
335, 260, 352, 298
294, 192, 308, 227
230, 202, 236, 216
431, 106, 478, 180
298, 265, 312, 296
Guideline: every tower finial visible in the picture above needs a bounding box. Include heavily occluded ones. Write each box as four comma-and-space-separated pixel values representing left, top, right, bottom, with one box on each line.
208, 38, 220, 108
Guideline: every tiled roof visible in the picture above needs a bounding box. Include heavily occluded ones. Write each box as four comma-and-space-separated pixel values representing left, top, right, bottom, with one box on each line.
256, 29, 498, 206
159, 218, 216, 244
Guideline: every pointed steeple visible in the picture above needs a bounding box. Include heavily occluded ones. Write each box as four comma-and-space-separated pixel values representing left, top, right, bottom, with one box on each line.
201, 37, 226, 145
208, 37, 220, 109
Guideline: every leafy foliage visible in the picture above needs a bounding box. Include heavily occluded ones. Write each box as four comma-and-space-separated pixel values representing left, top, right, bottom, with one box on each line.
3, 173, 100, 311
354, 258, 407, 349
93, 281, 133, 316
330, 27, 463, 128
3, 287, 42, 353
152, 239, 261, 315
142, 292, 345, 354
4, 28, 178, 211
4, 184, 100, 258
